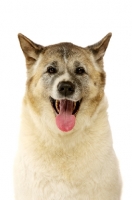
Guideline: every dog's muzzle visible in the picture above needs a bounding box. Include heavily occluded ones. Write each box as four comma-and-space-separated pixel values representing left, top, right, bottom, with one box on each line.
49, 81, 82, 132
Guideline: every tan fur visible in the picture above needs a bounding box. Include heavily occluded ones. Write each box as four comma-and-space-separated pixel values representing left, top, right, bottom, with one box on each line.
14, 33, 122, 200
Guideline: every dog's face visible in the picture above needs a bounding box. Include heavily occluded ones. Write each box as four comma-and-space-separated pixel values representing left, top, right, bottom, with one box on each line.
18, 33, 111, 133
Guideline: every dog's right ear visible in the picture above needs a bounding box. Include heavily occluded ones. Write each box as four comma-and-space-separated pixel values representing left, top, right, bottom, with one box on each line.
18, 33, 43, 68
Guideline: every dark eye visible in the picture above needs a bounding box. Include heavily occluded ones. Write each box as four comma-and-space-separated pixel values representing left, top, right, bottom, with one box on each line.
47, 66, 57, 74
75, 67, 85, 75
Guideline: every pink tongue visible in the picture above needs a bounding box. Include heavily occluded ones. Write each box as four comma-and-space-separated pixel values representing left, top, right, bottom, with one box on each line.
56, 100, 75, 132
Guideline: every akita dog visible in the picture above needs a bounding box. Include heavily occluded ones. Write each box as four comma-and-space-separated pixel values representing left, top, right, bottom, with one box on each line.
14, 33, 122, 200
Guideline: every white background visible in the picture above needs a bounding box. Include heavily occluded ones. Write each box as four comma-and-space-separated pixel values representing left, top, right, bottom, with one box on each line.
0, 0, 132, 199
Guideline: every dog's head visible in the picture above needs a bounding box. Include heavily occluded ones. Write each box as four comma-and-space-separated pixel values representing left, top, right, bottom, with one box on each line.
18, 33, 111, 133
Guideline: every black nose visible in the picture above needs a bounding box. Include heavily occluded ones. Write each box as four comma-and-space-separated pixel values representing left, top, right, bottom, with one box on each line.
57, 81, 75, 96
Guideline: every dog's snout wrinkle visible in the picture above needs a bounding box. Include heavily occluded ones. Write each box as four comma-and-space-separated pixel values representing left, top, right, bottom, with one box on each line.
57, 81, 75, 96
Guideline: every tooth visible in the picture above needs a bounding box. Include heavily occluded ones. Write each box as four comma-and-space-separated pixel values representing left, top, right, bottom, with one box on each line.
55, 100, 60, 113
73, 102, 76, 110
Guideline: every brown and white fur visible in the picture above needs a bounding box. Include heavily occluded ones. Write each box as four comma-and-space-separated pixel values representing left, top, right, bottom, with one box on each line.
14, 33, 122, 200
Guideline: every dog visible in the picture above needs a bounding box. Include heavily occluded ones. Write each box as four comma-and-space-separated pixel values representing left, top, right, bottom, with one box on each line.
14, 33, 122, 200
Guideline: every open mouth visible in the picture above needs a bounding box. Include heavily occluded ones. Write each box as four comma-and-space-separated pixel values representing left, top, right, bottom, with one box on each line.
49, 97, 82, 132
49, 97, 81, 115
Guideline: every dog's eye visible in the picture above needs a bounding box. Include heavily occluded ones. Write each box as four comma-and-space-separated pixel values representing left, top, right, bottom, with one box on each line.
47, 66, 57, 74
75, 67, 85, 75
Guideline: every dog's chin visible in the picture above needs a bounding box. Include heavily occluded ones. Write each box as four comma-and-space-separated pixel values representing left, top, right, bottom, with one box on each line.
49, 97, 82, 132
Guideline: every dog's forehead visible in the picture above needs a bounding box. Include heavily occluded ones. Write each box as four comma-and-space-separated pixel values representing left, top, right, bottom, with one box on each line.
44, 42, 87, 60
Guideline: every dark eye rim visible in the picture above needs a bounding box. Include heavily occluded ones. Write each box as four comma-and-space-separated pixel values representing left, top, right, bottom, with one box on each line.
75, 67, 86, 75
47, 66, 57, 74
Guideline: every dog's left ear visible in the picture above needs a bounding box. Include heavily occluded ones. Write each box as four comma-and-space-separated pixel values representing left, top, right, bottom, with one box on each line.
87, 33, 112, 61
18, 33, 43, 69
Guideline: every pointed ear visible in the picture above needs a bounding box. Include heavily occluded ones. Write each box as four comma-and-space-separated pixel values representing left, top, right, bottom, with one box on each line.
87, 33, 112, 61
18, 33, 43, 68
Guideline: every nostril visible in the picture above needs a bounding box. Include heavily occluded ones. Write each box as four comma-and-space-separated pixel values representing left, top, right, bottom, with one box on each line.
59, 86, 74, 92
57, 81, 75, 96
